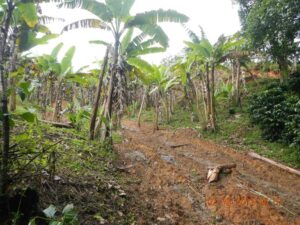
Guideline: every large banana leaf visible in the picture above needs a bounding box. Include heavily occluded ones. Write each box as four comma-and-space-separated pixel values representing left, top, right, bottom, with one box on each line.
51, 43, 64, 59
129, 47, 166, 57
61, 18, 110, 33
182, 23, 200, 44
121, 28, 134, 54
136, 24, 169, 48
127, 57, 154, 75
39, 15, 65, 24
89, 40, 110, 46
59, 0, 113, 22
19, 27, 59, 52
60, 46, 76, 75
17, 2, 38, 28
125, 32, 147, 52
105, 0, 134, 20
127, 9, 189, 27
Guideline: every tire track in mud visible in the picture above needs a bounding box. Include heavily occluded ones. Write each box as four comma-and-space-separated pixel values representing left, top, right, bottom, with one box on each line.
115, 120, 300, 225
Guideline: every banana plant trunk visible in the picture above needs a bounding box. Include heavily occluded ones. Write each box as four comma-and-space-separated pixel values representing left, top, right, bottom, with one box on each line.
210, 63, 216, 131
89, 46, 109, 140
153, 92, 159, 131
235, 60, 242, 107
102, 39, 120, 142
205, 63, 211, 123
53, 81, 63, 122
8, 34, 18, 112
0, 0, 14, 194
137, 88, 146, 127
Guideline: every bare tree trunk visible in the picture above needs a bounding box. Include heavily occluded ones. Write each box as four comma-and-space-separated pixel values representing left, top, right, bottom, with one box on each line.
210, 63, 216, 131
165, 94, 170, 123
137, 88, 146, 127
53, 81, 63, 122
278, 58, 289, 82
102, 39, 119, 142
49, 73, 55, 105
80, 87, 85, 106
9, 79, 16, 111
95, 98, 107, 139
0, 0, 14, 194
8, 39, 17, 112
168, 91, 173, 115
154, 101, 159, 131
235, 60, 242, 107
89, 46, 109, 140
41, 76, 48, 119
205, 63, 211, 126
187, 72, 196, 100
198, 72, 207, 121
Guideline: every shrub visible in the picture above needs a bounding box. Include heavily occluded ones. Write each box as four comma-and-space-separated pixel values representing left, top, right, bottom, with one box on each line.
249, 76, 300, 153
249, 85, 286, 141
287, 71, 300, 96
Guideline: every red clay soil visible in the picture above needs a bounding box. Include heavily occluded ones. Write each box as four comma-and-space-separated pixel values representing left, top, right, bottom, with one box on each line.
115, 120, 300, 225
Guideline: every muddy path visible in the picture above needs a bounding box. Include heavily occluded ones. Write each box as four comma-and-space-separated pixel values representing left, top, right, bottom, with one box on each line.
115, 120, 300, 225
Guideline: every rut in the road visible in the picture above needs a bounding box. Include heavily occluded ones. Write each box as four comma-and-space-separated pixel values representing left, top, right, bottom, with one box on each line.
116, 120, 300, 225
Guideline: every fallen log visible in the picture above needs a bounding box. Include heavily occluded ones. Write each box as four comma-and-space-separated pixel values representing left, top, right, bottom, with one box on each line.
170, 144, 190, 148
40, 120, 73, 128
248, 152, 300, 176
207, 163, 236, 183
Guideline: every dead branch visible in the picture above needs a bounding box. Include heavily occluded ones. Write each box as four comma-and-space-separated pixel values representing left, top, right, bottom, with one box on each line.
207, 163, 236, 183
40, 120, 73, 128
248, 152, 300, 176
169, 143, 190, 148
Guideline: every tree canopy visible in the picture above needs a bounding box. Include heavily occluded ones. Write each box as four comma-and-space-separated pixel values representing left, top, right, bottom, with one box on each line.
235, 0, 300, 77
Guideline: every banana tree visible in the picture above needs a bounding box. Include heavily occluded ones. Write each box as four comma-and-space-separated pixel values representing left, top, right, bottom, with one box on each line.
35, 43, 76, 122
0, 0, 40, 194
128, 58, 179, 129
89, 29, 167, 129
2, 0, 59, 111
56, 0, 189, 140
185, 32, 238, 131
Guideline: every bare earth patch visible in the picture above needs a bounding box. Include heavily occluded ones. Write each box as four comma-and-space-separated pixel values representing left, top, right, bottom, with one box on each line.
116, 120, 300, 225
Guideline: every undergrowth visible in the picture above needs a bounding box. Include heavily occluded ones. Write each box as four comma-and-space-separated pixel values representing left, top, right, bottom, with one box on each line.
4, 121, 135, 225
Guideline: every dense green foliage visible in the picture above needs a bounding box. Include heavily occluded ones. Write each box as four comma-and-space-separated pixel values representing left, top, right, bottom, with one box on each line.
249, 72, 300, 154
235, 0, 300, 76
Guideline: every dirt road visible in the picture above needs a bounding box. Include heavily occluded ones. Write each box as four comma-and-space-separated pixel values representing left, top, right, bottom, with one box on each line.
115, 120, 300, 225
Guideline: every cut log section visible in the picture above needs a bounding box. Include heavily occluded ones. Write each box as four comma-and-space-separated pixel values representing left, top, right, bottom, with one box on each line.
207, 163, 236, 183
40, 120, 73, 128
248, 152, 300, 176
